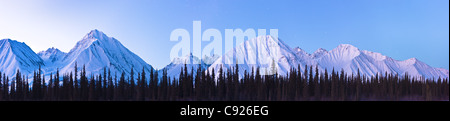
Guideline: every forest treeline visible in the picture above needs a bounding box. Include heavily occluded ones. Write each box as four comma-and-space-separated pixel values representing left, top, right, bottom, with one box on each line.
0, 62, 448, 101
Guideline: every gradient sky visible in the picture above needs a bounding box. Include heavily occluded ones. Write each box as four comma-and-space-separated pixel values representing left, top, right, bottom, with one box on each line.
0, 0, 448, 69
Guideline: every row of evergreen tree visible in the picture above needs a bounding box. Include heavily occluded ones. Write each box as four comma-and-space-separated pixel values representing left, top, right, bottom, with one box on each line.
0, 63, 448, 101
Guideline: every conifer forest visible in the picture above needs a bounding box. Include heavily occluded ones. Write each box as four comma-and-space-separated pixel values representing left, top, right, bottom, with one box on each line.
0, 62, 448, 101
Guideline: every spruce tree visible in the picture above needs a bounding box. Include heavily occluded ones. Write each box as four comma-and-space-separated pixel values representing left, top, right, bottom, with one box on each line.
129, 67, 135, 99
302, 65, 309, 100
314, 65, 320, 99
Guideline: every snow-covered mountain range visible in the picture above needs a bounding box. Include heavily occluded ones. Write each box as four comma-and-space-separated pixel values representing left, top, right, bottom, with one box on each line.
206, 35, 448, 80
0, 30, 448, 81
1, 30, 153, 80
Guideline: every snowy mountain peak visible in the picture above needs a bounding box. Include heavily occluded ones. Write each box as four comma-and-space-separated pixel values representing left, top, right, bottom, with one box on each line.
38, 47, 63, 54
337, 44, 358, 50
312, 48, 328, 58
315, 48, 327, 53
84, 29, 106, 39
293, 47, 301, 51
336, 44, 360, 53
1, 30, 448, 81
71, 29, 113, 53
66, 30, 118, 60
38, 47, 66, 64
330, 44, 361, 60
1, 38, 27, 47
59, 29, 153, 78
1, 38, 12, 42
293, 47, 309, 55
404, 58, 418, 64
202, 54, 220, 65
1, 39, 13, 48
0, 39, 10, 47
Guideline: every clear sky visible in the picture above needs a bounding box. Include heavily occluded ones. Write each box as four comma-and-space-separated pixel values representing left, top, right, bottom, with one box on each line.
0, 0, 448, 69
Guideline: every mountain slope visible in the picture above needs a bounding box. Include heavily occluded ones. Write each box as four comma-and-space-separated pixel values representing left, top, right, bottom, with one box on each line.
58, 29, 154, 77
0, 39, 44, 78
37, 47, 67, 65
207, 36, 448, 80
207, 35, 309, 78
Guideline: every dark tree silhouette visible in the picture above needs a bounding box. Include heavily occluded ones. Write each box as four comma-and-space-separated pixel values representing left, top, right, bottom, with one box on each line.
0, 63, 448, 101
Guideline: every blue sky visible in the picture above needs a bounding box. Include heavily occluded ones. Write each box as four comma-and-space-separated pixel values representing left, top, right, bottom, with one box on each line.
0, 0, 448, 69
